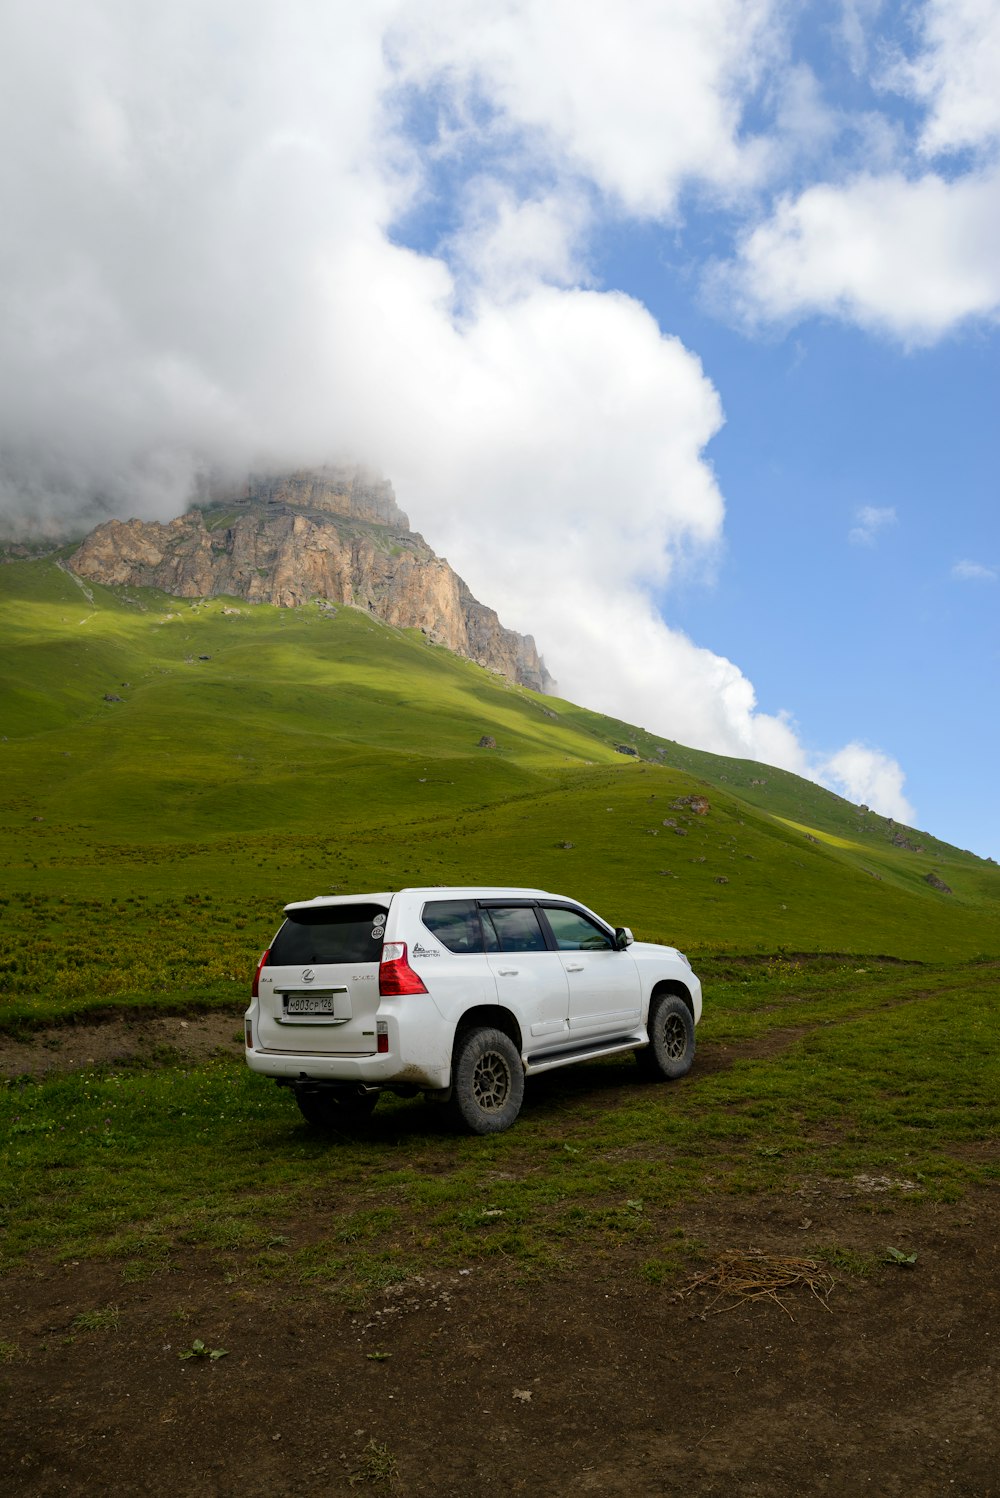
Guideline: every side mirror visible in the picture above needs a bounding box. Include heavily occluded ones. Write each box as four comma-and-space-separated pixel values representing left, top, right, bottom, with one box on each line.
615, 926, 634, 950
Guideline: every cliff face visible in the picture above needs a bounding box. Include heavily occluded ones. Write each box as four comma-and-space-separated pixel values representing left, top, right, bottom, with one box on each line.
219, 465, 410, 529
68, 468, 552, 693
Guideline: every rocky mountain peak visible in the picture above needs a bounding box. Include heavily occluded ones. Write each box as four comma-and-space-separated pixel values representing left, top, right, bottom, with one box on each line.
212, 465, 410, 529
68, 467, 552, 694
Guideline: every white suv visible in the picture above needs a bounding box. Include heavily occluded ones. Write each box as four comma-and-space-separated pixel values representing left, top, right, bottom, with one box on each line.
245, 886, 702, 1134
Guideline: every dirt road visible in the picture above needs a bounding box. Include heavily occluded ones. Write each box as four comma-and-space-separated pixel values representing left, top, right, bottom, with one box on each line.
3, 1183, 996, 1496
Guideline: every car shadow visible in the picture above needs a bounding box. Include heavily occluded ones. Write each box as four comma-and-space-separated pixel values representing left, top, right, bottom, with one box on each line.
292, 1051, 692, 1144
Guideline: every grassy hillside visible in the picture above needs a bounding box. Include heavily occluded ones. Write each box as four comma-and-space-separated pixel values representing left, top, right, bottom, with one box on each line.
0, 554, 997, 1029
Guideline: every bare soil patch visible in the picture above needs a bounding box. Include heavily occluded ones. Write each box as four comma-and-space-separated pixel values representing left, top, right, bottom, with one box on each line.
2, 1188, 997, 1496
0, 1011, 243, 1079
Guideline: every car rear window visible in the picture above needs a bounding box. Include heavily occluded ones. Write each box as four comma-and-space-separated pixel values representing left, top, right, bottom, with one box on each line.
268, 904, 388, 966
422, 899, 483, 953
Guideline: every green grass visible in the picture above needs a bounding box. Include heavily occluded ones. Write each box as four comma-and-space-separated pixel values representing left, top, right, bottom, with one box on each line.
349, 1438, 399, 1487
70, 1305, 121, 1334
0, 558, 997, 1036
1, 554, 998, 1288
2, 962, 996, 1285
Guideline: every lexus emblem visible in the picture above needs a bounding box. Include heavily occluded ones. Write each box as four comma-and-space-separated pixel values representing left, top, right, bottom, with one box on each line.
301, 968, 315, 984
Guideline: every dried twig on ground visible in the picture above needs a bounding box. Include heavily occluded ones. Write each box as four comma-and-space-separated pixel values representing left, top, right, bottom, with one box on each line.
676, 1249, 835, 1322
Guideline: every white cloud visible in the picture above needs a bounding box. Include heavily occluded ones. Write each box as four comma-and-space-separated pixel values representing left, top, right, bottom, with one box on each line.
719, 0, 1000, 343
886, 0, 1000, 156
511, 584, 813, 772
819, 743, 916, 824
768, 62, 841, 161
0, 0, 785, 532
837, 0, 886, 77
849, 504, 897, 546
951, 558, 998, 581
389, 0, 778, 217
719, 167, 1000, 343
447, 183, 593, 302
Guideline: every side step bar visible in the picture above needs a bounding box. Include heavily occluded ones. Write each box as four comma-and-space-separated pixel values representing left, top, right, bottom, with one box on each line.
524, 1032, 647, 1076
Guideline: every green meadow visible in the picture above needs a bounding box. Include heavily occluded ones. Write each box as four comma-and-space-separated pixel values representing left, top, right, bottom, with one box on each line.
0, 554, 997, 1282
3, 961, 997, 1288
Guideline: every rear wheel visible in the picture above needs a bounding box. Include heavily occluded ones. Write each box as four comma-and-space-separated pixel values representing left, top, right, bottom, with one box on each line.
637, 993, 695, 1080
449, 1027, 524, 1135
293, 1086, 379, 1130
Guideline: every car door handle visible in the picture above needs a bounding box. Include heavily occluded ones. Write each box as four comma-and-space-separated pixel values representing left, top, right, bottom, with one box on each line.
565, 963, 584, 972
497, 967, 519, 976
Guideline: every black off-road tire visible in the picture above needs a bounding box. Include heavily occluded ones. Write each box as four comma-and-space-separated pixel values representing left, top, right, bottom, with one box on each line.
293, 1086, 379, 1130
449, 1027, 525, 1135
636, 993, 695, 1081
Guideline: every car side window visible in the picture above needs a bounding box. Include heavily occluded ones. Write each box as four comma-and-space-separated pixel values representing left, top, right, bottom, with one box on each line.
485, 905, 548, 953
542, 905, 615, 951
422, 899, 483, 953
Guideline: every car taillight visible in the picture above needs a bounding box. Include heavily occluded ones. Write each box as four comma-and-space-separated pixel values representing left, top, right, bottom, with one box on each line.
252, 948, 270, 999
379, 942, 428, 996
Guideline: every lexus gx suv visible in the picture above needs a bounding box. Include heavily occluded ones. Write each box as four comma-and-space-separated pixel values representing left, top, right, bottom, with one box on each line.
245, 886, 701, 1134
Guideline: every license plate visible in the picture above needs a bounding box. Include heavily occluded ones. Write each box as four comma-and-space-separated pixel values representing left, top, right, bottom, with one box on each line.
285, 993, 340, 1015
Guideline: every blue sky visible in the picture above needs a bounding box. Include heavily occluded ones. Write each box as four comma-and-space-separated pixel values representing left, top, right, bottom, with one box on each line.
630, 265, 999, 859
0, 0, 997, 855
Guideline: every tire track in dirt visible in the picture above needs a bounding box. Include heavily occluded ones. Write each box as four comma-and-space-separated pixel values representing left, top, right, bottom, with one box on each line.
697, 982, 959, 1074
0, 979, 959, 1081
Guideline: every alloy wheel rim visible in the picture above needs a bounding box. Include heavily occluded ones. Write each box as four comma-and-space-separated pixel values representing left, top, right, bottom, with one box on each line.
472, 1050, 511, 1111
663, 1014, 686, 1060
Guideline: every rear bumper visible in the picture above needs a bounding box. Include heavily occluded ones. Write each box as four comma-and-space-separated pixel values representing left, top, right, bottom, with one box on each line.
244, 1000, 452, 1090
244, 1047, 449, 1089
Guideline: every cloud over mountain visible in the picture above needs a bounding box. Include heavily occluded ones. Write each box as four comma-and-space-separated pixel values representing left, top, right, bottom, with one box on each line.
2, 0, 968, 824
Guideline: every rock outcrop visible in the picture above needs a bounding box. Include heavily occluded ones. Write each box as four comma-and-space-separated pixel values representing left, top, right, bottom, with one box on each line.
672, 794, 711, 815
69, 467, 552, 693
220, 466, 409, 528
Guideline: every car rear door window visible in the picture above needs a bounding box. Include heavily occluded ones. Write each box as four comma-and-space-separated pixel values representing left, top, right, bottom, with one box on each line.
485, 905, 548, 953
269, 904, 388, 966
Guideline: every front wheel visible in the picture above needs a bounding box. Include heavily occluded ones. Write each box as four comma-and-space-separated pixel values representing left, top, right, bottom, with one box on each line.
636, 993, 695, 1081
449, 1027, 525, 1135
293, 1086, 379, 1130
